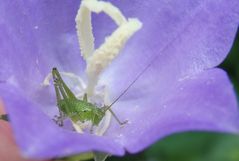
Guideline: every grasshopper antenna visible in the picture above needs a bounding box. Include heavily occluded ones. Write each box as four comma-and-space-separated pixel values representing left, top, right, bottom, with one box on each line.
104, 54, 159, 112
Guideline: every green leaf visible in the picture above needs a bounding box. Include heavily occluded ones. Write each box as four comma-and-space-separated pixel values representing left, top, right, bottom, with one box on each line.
56, 152, 94, 161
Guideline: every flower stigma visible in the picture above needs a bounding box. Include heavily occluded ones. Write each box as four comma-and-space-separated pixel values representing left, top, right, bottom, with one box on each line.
42, 0, 142, 136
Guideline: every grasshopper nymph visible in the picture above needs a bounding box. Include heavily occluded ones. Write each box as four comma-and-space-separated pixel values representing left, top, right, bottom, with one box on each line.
52, 67, 127, 129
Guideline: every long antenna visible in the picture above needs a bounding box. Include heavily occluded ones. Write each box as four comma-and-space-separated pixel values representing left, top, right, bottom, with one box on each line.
104, 54, 159, 111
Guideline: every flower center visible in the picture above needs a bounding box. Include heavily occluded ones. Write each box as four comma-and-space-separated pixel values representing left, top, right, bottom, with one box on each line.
43, 72, 112, 135
42, 0, 142, 136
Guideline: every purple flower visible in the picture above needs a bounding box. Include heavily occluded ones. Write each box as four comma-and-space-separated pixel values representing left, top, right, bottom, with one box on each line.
0, 0, 239, 160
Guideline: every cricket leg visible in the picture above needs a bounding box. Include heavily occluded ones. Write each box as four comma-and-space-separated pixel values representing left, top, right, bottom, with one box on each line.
53, 114, 66, 127
52, 68, 77, 99
107, 108, 128, 126
52, 70, 66, 126
58, 111, 65, 127
52, 69, 69, 100
83, 93, 88, 102
90, 114, 96, 133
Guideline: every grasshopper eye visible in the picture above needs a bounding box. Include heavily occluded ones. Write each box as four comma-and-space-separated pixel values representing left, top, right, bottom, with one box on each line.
53, 78, 59, 84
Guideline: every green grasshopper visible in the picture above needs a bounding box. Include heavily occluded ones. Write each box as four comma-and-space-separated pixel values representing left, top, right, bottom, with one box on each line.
52, 68, 127, 128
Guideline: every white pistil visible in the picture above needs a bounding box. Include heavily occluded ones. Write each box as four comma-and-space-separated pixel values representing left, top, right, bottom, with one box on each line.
76, 0, 142, 96
75, 1, 94, 60
75, 0, 127, 60
86, 19, 142, 95
80, 0, 127, 26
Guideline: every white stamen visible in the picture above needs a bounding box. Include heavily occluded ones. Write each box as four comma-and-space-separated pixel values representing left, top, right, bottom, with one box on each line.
75, 0, 127, 60
72, 122, 84, 133
95, 87, 111, 135
76, 0, 142, 95
86, 19, 142, 95
42, 73, 52, 86
95, 110, 111, 135
81, 0, 127, 26
75, 2, 94, 60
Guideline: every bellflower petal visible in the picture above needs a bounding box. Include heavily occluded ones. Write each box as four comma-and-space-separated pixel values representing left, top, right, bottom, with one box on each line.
0, 1, 84, 89
0, 84, 124, 159
99, 0, 239, 97
104, 69, 239, 152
